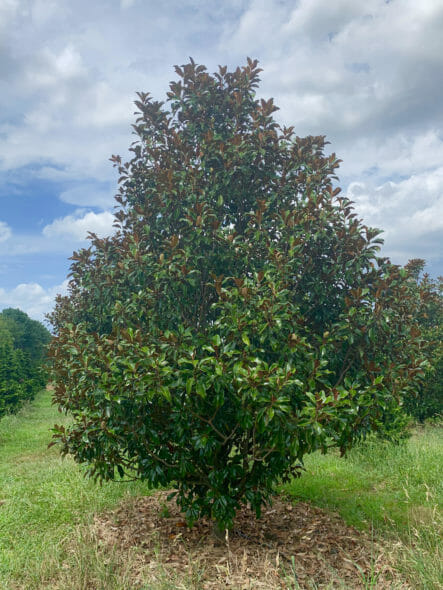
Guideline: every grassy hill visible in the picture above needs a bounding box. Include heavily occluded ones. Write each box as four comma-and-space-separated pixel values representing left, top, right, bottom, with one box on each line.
0, 389, 441, 589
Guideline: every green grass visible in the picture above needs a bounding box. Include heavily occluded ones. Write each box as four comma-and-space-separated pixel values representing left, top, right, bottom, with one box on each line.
282, 428, 443, 588
0, 389, 442, 589
282, 429, 442, 529
0, 389, 151, 589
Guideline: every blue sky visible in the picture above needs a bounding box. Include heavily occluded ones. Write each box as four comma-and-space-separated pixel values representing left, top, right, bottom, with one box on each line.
1, 0, 442, 322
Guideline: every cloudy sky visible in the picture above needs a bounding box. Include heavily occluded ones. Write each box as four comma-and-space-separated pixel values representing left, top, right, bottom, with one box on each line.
0, 0, 442, 322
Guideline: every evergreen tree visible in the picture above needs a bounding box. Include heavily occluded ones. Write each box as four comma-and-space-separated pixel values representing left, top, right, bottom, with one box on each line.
50, 60, 427, 530
402, 260, 442, 421
0, 309, 50, 419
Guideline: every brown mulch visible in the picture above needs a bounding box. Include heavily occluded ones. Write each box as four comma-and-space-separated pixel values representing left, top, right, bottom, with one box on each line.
93, 491, 409, 589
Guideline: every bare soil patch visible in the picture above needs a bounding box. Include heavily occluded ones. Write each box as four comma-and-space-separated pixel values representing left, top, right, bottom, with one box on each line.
93, 491, 408, 589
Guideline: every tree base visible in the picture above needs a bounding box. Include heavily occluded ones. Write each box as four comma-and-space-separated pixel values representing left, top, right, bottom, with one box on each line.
212, 521, 227, 542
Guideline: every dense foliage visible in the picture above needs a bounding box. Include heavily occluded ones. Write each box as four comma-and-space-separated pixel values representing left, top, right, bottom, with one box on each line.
49, 59, 428, 530
402, 260, 442, 421
0, 308, 50, 418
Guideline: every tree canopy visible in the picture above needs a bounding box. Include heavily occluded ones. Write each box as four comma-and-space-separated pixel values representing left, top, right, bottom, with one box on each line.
0, 308, 50, 418
49, 59, 427, 530
402, 260, 442, 421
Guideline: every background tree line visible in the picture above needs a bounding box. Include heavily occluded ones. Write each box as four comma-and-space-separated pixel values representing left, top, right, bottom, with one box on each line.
0, 308, 51, 419
403, 259, 442, 422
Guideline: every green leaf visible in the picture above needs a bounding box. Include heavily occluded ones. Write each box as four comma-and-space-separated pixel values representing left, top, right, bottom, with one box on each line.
160, 386, 171, 402
186, 377, 195, 395
196, 382, 206, 398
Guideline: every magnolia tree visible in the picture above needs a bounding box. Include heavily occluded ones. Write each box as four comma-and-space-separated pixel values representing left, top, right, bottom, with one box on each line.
49, 59, 426, 531
402, 259, 442, 421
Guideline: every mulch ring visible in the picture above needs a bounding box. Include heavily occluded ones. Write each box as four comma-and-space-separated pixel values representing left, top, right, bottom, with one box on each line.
93, 490, 408, 589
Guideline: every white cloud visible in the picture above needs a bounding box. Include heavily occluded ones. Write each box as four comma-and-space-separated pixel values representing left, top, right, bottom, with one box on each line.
0, 0, 22, 34
0, 234, 74, 256
0, 52, 134, 179
120, 0, 136, 8
30, 0, 64, 27
336, 130, 443, 182
43, 210, 116, 241
59, 184, 115, 209
222, 0, 443, 140
0, 210, 116, 258
0, 279, 68, 322
216, 0, 443, 270
0, 0, 442, 301
0, 221, 12, 242
348, 167, 443, 263
25, 44, 86, 89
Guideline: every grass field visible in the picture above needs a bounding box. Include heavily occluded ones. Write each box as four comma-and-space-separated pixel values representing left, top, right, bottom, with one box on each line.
0, 389, 151, 590
0, 389, 441, 589
282, 429, 443, 588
